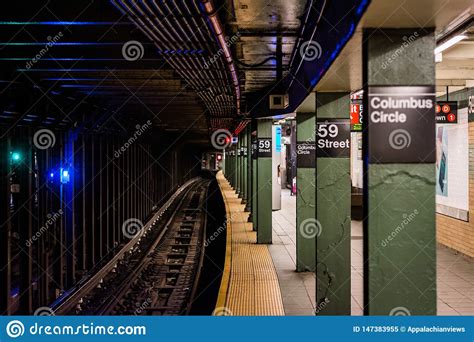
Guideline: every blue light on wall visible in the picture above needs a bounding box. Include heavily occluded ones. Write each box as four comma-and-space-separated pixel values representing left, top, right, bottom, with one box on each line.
60, 168, 70, 184
276, 126, 282, 153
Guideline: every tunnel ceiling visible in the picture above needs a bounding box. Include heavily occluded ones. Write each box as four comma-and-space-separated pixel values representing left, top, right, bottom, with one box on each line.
0, 0, 367, 139
224, 0, 305, 95
0, 1, 217, 139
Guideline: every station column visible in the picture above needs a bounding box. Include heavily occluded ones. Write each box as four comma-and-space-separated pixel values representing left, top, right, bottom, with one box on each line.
296, 102, 316, 272
241, 127, 248, 205
315, 92, 351, 315
245, 125, 252, 214
236, 134, 241, 196
251, 122, 258, 230
362, 28, 436, 315
256, 119, 272, 243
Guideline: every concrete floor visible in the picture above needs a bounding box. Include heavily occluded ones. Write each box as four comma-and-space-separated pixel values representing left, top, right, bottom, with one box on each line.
269, 188, 474, 316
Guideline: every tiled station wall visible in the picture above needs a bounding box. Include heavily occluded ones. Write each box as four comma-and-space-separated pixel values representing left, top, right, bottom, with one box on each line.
436, 88, 474, 257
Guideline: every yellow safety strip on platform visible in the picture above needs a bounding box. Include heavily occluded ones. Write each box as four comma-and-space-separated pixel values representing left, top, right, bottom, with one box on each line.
215, 171, 285, 316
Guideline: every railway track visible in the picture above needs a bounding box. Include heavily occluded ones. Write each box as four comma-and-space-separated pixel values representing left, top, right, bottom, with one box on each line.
51, 178, 211, 315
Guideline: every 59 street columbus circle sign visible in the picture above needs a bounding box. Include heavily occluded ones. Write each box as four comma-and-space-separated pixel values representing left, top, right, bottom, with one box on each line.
367, 86, 436, 163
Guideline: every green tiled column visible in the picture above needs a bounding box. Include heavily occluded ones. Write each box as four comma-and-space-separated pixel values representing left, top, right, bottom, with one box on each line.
251, 127, 258, 230
296, 112, 316, 272
236, 136, 241, 196
363, 28, 436, 315
315, 92, 351, 315
257, 119, 272, 243
241, 127, 248, 205
231, 145, 236, 189
245, 126, 252, 212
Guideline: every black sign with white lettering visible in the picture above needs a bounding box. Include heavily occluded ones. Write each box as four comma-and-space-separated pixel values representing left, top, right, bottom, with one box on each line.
316, 119, 350, 158
237, 147, 242, 157
296, 141, 316, 167
241, 146, 248, 157
257, 138, 272, 158
436, 101, 457, 124
367, 86, 435, 163
251, 138, 257, 159
468, 95, 474, 115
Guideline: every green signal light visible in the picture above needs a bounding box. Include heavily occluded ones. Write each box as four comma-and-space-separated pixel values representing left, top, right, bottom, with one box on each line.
11, 152, 21, 162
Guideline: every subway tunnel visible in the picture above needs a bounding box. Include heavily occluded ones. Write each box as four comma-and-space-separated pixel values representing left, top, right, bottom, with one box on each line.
0, 0, 473, 317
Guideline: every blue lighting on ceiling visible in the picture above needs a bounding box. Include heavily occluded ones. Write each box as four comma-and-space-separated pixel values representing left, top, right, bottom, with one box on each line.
0, 21, 127, 25
43, 78, 106, 81
0, 42, 124, 46
2, 58, 154, 61
17, 68, 112, 72
356, 0, 369, 15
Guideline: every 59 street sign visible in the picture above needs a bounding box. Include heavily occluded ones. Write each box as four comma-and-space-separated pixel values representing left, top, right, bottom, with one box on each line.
316, 119, 350, 158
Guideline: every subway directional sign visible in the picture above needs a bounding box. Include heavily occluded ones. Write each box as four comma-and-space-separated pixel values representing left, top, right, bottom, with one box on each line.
436, 101, 457, 124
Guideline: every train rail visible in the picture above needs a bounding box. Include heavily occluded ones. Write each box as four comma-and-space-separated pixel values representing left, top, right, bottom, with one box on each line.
51, 177, 211, 315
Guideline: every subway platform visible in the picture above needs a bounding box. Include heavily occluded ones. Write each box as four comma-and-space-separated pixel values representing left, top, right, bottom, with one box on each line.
217, 172, 474, 316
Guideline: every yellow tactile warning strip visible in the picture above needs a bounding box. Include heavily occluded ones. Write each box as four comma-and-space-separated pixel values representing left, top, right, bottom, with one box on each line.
215, 171, 285, 316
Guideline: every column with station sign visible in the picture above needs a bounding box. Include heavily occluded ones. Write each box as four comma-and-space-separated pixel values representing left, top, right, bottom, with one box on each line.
363, 29, 436, 315
245, 125, 252, 213
251, 127, 258, 229
315, 92, 351, 315
296, 112, 316, 272
231, 144, 236, 189
257, 119, 272, 243
241, 127, 248, 205
237, 135, 242, 197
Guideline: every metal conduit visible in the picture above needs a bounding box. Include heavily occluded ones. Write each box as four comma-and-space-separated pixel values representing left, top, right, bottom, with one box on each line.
111, 0, 239, 126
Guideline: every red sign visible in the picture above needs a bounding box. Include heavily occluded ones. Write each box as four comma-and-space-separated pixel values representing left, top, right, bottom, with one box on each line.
436, 101, 457, 124
350, 103, 363, 131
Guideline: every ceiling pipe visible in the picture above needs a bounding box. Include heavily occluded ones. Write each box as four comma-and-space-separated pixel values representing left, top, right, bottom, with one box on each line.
200, 0, 241, 115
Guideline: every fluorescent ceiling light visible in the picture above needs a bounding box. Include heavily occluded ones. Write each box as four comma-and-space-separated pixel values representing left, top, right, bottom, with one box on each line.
434, 35, 467, 54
